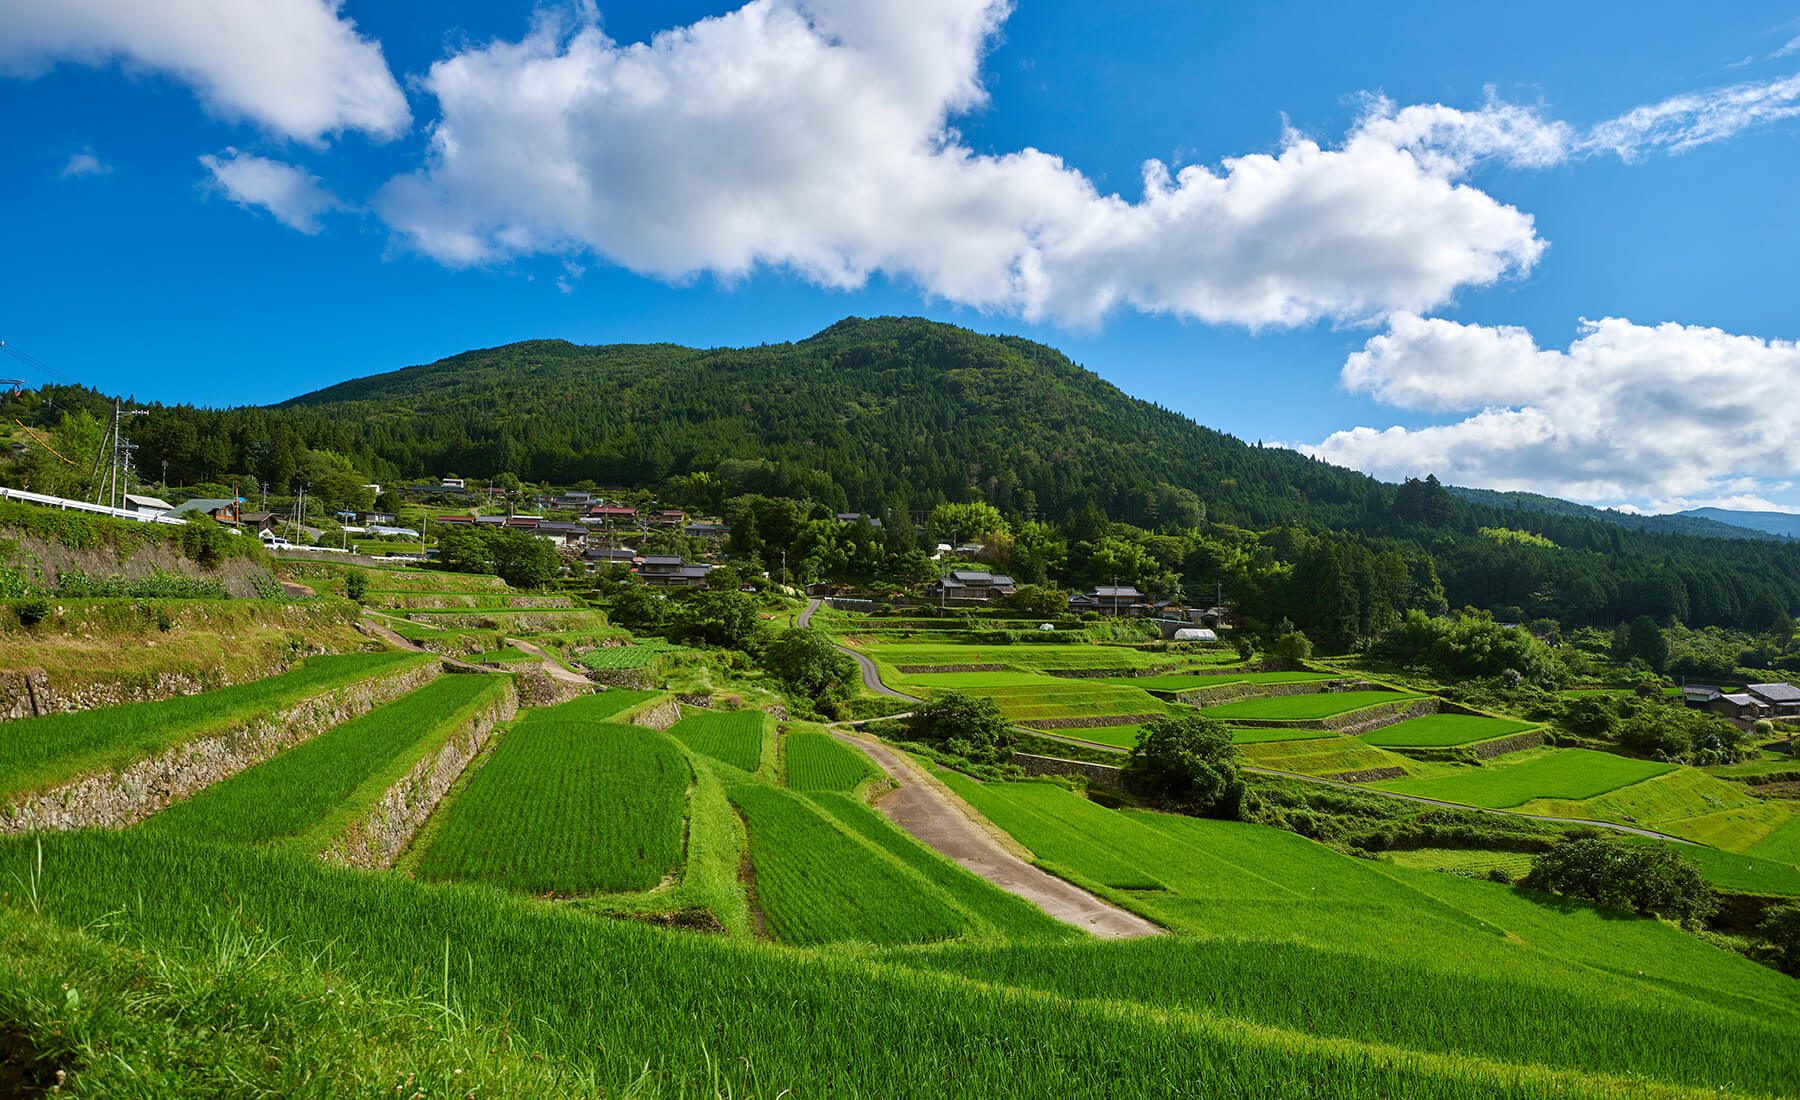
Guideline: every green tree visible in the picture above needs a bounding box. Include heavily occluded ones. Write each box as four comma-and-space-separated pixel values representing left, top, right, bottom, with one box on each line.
1271, 629, 1313, 661
666, 589, 765, 651
761, 627, 857, 704
489, 529, 560, 589
1759, 902, 1800, 975
1626, 615, 1670, 673
1122, 713, 1244, 818
609, 585, 667, 631
1521, 838, 1716, 928
906, 690, 1016, 765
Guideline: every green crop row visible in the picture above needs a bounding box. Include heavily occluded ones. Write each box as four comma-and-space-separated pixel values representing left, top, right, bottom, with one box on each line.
1374, 748, 1677, 809
1199, 689, 1421, 721
141, 675, 509, 849
728, 783, 969, 945
666, 709, 765, 772
784, 732, 879, 792
0, 651, 432, 799
416, 715, 689, 895
1359, 713, 1539, 748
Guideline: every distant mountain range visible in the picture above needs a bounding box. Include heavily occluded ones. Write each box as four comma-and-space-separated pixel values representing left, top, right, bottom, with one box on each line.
1447, 486, 1797, 542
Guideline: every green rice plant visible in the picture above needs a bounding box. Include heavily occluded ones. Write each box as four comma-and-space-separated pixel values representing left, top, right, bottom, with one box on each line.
784, 732, 879, 791
1231, 726, 1341, 744
666, 709, 765, 772
930, 773, 1166, 890
1098, 671, 1343, 690
416, 719, 689, 895
0, 652, 431, 799
1618, 835, 1800, 896
1746, 811, 1800, 864
1200, 690, 1421, 721
574, 641, 683, 671
728, 783, 969, 945
1375, 749, 1679, 809
141, 675, 509, 847
545, 690, 664, 722
803, 792, 1077, 939
1239, 736, 1410, 776
1512, 768, 1768, 844
6, 831, 1799, 1098
1359, 713, 1538, 748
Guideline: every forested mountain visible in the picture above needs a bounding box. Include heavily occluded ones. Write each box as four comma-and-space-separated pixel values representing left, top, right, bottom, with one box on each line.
1448, 486, 1792, 542
1679, 507, 1800, 540
5, 316, 1800, 632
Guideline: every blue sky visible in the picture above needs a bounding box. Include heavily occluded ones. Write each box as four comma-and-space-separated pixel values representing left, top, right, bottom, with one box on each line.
3, 1, 1798, 512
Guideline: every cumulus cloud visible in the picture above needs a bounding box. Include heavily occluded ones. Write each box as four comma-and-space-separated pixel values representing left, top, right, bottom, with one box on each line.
58, 147, 112, 178
375, 0, 1549, 327
0, 0, 408, 144
1306, 315, 1800, 508
200, 150, 340, 233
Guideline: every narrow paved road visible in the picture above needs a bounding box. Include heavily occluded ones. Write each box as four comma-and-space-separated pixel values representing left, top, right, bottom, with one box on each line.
800, 597, 919, 701
831, 727, 1162, 938
505, 637, 593, 687
357, 615, 499, 676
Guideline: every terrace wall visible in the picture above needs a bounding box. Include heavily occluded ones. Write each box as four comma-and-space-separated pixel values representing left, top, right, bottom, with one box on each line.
1167, 679, 1382, 708
1045, 659, 1311, 681
2, 659, 442, 834
1011, 752, 1124, 791
628, 697, 682, 730
319, 681, 520, 870
1229, 696, 1437, 735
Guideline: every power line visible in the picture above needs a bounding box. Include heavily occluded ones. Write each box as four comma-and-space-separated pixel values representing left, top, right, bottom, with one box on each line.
0, 341, 81, 388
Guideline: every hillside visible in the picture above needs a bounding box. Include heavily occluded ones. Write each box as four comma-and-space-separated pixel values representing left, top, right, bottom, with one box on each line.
1680, 507, 1800, 540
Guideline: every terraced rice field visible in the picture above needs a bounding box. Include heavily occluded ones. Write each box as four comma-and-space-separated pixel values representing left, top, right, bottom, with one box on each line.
784, 732, 879, 791
728, 783, 969, 944
0, 651, 430, 799
1512, 767, 1770, 842
1620, 836, 1800, 896
416, 716, 689, 895
1238, 736, 1410, 777
666, 709, 765, 772
141, 675, 509, 848
1358, 713, 1538, 748
1746, 811, 1800, 863
1098, 671, 1342, 691
575, 642, 679, 671
952, 682, 1169, 723
550, 690, 664, 721
1232, 726, 1346, 744
1199, 690, 1419, 721
1373, 748, 1676, 809
866, 643, 1176, 673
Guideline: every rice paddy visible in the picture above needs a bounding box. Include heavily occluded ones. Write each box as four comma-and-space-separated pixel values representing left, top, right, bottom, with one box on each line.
1373, 749, 1677, 808
0, 651, 432, 799
1238, 736, 1411, 777
415, 713, 690, 895
1747, 811, 1800, 864
784, 732, 880, 791
1098, 670, 1343, 691
666, 708, 766, 772
141, 675, 509, 848
1359, 713, 1539, 748
1199, 690, 1419, 721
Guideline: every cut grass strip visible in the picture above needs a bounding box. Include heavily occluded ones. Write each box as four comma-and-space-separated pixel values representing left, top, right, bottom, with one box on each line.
416, 719, 689, 895
666, 709, 765, 772
141, 675, 509, 848
0, 652, 431, 799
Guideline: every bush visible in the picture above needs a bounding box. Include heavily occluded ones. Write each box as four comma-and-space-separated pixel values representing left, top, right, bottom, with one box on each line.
1521, 838, 1716, 928
344, 570, 368, 602
906, 691, 1017, 766
13, 595, 53, 627
1122, 713, 1244, 819
1760, 902, 1800, 975
762, 627, 857, 704
1270, 630, 1312, 661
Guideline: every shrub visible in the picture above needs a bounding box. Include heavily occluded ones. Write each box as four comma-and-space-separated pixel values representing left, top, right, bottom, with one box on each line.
906, 691, 1016, 766
1521, 838, 1716, 928
1271, 630, 1312, 661
1122, 713, 1244, 819
344, 570, 368, 602
762, 627, 857, 704
1759, 902, 1800, 975
13, 595, 53, 627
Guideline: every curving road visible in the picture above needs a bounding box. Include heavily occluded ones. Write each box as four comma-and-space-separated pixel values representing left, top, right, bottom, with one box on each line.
800, 597, 919, 701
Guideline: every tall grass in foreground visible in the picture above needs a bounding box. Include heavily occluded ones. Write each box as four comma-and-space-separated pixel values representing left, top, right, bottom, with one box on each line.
140, 675, 508, 847
1, 832, 1789, 1099
0, 652, 430, 797
416, 720, 688, 895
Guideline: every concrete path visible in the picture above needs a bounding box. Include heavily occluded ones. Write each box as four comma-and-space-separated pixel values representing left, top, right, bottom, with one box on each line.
356, 616, 498, 676
800, 598, 919, 701
831, 728, 1162, 938
505, 637, 593, 687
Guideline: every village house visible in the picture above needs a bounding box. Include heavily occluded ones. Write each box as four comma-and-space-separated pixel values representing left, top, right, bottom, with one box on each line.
121, 493, 174, 516
835, 512, 883, 528
533, 521, 587, 547
927, 570, 1016, 602
638, 555, 712, 588
165, 497, 243, 525
1069, 585, 1145, 616
684, 520, 731, 542
1709, 692, 1773, 722
1746, 682, 1800, 717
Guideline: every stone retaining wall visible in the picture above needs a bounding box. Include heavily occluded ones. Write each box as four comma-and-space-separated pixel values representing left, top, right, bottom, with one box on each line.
1, 659, 442, 834
894, 663, 1009, 674
1168, 679, 1382, 708
1470, 729, 1545, 760
1011, 752, 1124, 790
628, 697, 682, 730
1023, 713, 1163, 730
583, 668, 653, 690
319, 681, 519, 870
676, 692, 713, 709
1322, 766, 1408, 783
513, 670, 591, 708
2, 661, 298, 721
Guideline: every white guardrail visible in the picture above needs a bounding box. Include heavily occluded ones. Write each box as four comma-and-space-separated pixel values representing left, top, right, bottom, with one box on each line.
0, 486, 189, 525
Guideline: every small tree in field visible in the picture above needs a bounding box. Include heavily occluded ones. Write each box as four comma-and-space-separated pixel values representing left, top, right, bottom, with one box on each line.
1123, 713, 1244, 818
907, 690, 1016, 765
1521, 838, 1716, 928
762, 627, 857, 705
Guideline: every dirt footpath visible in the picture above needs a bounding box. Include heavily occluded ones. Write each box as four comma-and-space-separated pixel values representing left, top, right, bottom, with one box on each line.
833, 730, 1161, 939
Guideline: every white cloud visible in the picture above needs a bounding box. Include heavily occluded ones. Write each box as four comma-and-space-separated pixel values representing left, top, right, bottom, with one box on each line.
1306, 315, 1800, 507
0, 0, 408, 145
375, 1, 1548, 328
1776, 35, 1800, 59
58, 147, 112, 178
200, 150, 340, 233
1584, 72, 1800, 159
